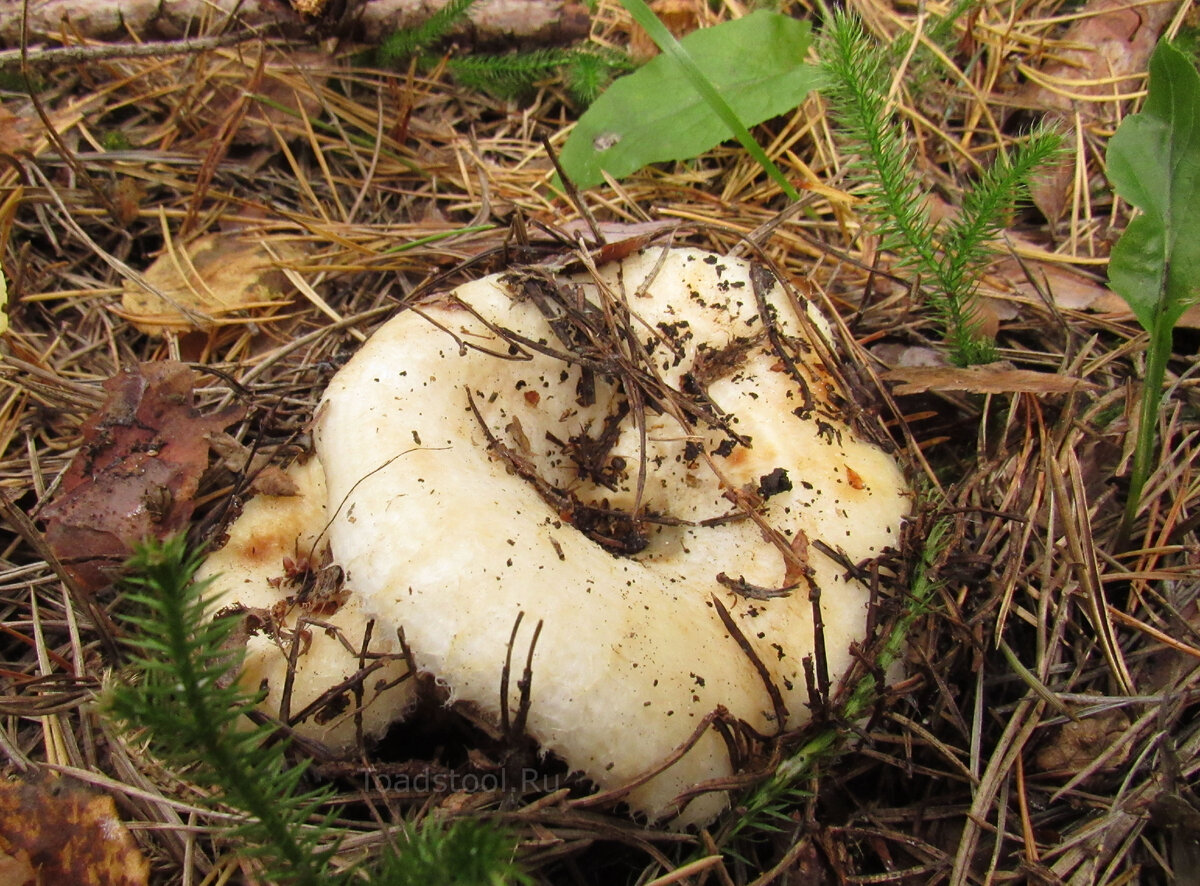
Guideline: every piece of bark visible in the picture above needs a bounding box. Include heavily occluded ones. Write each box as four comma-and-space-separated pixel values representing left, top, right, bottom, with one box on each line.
1, 0, 300, 43
883, 362, 1098, 396
0, 0, 589, 46
358, 0, 591, 43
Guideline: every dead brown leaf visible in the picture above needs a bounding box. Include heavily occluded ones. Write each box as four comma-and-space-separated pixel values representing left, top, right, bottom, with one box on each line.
883, 362, 1098, 396
248, 465, 301, 496
1017, 0, 1175, 117
118, 232, 301, 336
0, 103, 34, 156
1034, 707, 1131, 774
206, 431, 300, 496
995, 256, 1200, 328
210, 49, 329, 147
1014, 0, 1176, 221
629, 0, 713, 61
40, 361, 244, 591
0, 774, 149, 886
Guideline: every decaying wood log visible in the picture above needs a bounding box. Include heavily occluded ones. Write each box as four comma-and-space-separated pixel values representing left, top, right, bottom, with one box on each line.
0, 0, 590, 47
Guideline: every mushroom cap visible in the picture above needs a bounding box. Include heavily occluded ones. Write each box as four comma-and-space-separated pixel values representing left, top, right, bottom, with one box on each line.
196, 457, 414, 748
307, 246, 910, 824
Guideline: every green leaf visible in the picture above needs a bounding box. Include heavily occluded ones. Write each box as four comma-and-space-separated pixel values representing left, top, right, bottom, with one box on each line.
559, 10, 821, 189
1107, 40, 1200, 331
1107, 40, 1200, 539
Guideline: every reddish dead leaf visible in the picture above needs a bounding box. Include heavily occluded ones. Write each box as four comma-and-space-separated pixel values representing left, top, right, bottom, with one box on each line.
538, 220, 678, 273
883, 362, 1098, 396
40, 361, 244, 591
0, 774, 149, 886
555, 219, 678, 242
1017, 0, 1174, 118
994, 256, 1113, 310
782, 527, 812, 591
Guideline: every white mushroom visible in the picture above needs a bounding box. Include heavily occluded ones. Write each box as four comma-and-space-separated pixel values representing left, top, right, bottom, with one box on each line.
197, 457, 415, 748
203, 245, 910, 825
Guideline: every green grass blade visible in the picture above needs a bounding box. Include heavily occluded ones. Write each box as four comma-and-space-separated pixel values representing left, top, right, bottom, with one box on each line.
619, 0, 800, 200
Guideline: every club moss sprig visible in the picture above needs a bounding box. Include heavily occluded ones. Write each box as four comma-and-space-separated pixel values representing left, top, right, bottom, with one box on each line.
375, 0, 480, 67
446, 46, 634, 105
819, 10, 1061, 366
104, 536, 535, 884
374, 818, 534, 886
374, 0, 631, 106
562, 47, 635, 106
105, 535, 341, 885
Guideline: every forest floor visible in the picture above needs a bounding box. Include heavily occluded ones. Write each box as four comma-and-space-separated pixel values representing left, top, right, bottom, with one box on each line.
0, 0, 1198, 883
